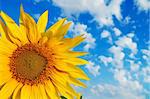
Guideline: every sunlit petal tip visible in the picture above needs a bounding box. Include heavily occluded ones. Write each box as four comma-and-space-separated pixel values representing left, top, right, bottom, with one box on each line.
58, 18, 67, 25
83, 52, 89, 55
37, 10, 49, 33
20, 4, 24, 10
44, 10, 48, 15
20, 5, 25, 17
86, 76, 90, 80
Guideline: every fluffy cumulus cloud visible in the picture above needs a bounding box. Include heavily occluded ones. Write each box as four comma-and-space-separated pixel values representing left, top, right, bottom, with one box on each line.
52, 0, 124, 26
134, 0, 150, 11
91, 83, 145, 99
99, 56, 113, 66
113, 69, 143, 91
115, 36, 138, 55
142, 49, 150, 64
141, 67, 150, 83
71, 23, 96, 51
100, 30, 112, 43
101, 30, 111, 38
109, 45, 125, 68
128, 60, 140, 72
113, 27, 122, 36
85, 61, 100, 77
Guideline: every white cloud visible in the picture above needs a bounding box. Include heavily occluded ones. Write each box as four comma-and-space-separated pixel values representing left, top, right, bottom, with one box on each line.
71, 23, 96, 51
127, 32, 135, 38
134, 0, 150, 11
91, 84, 117, 96
128, 60, 140, 72
113, 69, 128, 85
115, 36, 138, 55
141, 67, 150, 83
100, 30, 112, 43
91, 83, 145, 99
99, 56, 113, 66
109, 46, 125, 68
112, 67, 143, 92
141, 49, 150, 67
109, 46, 124, 60
142, 49, 150, 57
113, 27, 122, 36
101, 30, 110, 38
52, 0, 124, 26
85, 61, 100, 76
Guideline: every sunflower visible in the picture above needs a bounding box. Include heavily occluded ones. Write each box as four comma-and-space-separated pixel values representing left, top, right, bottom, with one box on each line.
0, 6, 89, 99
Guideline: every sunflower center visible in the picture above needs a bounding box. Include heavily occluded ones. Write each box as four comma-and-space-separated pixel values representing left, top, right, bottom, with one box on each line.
15, 50, 47, 80
9, 44, 54, 85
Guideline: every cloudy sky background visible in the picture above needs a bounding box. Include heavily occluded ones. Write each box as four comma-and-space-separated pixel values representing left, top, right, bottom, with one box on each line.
1, 0, 150, 99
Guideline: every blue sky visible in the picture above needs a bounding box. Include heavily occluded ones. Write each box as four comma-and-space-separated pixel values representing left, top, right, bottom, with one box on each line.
1, 0, 150, 99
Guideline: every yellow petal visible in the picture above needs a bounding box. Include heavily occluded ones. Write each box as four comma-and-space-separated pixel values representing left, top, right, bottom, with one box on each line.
57, 35, 85, 51
38, 84, 48, 99
54, 22, 72, 39
46, 18, 66, 36
12, 83, 23, 99
50, 69, 77, 96
0, 19, 21, 46
54, 60, 89, 80
20, 6, 40, 43
47, 37, 62, 48
30, 85, 41, 99
63, 93, 74, 99
65, 51, 88, 57
55, 51, 88, 59
19, 6, 29, 43
0, 54, 10, 65
21, 84, 31, 99
49, 69, 78, 99
69, 70, 90, 80
69, 77, 86, 88
0, 19, 7, 40
51, 65, 86, 88
37, 10, 48, 33
39, 36, 48, 45
42, 31, 53, 39
53, 80, 76, 98
0, 71, 12, 87
66, 35, 85, 48
45, 80, 59, 99
1, 11, 28, 45
0, 78, 19, 99
63, 57, 88, 65
77, 93, 82, 99
0, 64, 10, 71
0, 39, 17, 56
59, 90, 74, 99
